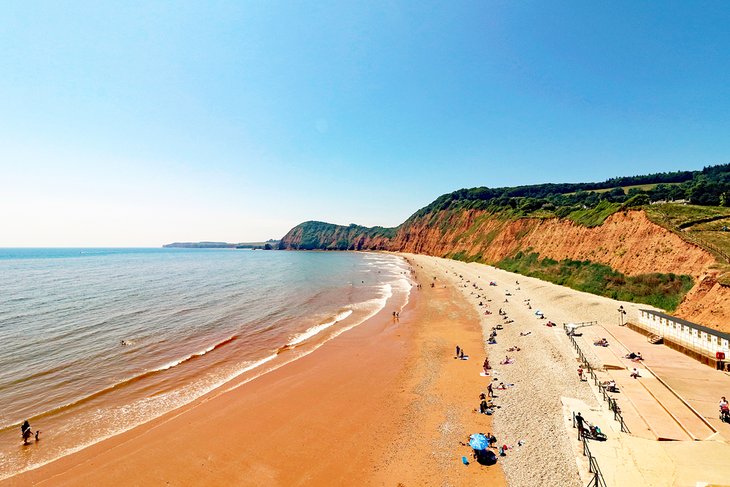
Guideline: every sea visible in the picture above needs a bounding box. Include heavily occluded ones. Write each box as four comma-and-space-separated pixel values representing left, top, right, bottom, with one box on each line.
0, 248, 412, 479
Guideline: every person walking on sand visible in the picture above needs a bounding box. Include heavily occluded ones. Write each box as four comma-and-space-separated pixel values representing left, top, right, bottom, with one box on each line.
577, 366, 584, 381
455, 345, 461, 358
487, 382, 494, 398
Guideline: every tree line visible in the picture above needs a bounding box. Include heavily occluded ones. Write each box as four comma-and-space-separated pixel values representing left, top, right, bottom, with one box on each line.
413, 163, 730, 218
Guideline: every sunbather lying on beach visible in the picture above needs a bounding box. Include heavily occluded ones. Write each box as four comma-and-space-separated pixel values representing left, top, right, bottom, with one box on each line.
594, 338, 609, 347
519, 331, 532, 336
507, 346, 521, 352
625, 352, 643, 361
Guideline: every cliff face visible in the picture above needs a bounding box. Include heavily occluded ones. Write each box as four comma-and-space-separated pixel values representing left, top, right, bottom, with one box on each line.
390, 210, 713, 278
278, 221, 394, 250
280, 210, 729, 331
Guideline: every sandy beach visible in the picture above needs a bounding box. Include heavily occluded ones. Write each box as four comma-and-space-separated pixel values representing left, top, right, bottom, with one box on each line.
407, 254, 606, 486
3, 256, 506, 487
13, 251, 713, 487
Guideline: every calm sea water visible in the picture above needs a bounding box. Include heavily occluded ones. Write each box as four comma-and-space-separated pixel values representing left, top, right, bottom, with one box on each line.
0, 248, 411, 478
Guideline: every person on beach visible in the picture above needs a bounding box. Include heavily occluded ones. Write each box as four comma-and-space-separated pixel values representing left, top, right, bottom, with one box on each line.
21, 420, 39, 445
630, 367, 641, 379
575, 412, 585, 439
487, 382, 494, 398
479, 399, 492, 415
577, 366, 584, 381
483, 357, 491, 373
456, 345, 461, 358
720, 397, 730, 422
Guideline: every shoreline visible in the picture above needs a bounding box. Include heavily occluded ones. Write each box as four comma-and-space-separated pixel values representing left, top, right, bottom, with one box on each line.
4, 254, 507, 486
3, 262, 413, 486
0, 250, 409, 481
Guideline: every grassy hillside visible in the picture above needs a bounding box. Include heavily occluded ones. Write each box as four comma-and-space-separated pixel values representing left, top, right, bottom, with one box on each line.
645, 204, 730, 263
496, 251, 694, 311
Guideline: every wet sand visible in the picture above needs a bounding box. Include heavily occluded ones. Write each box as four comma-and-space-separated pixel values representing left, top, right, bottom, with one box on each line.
3, 256, 506, 486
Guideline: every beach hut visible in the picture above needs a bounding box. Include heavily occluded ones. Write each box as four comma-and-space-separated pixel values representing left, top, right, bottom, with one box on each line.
632, 309, 730, 369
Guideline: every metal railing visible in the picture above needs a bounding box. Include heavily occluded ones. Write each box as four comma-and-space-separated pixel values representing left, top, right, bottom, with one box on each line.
564, 324, 631, 434
572, 412, 608, 487
599, 384, 630, 433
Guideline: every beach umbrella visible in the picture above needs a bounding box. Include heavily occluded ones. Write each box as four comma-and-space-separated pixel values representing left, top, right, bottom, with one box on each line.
469, 433, 489, 450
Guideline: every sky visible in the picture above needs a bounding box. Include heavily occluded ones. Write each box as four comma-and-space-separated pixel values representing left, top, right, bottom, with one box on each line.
1, 1, 729, 246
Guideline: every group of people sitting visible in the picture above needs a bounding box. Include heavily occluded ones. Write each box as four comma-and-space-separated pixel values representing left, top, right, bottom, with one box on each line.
478, 392, 495, 415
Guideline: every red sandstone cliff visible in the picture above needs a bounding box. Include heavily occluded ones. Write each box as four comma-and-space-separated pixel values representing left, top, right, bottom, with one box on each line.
280, 210, 730, 331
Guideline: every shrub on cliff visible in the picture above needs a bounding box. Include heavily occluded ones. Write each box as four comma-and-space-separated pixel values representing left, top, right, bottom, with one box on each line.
497, 251, 693, 311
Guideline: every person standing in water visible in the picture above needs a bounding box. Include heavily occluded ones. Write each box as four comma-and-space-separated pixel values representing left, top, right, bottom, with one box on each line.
21, 420, 39, 445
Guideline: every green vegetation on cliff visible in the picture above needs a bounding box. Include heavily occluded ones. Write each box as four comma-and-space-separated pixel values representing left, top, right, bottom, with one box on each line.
495, 251, 694, 311
410, 163, 730, 225
281, 164, 730, 251
281, 221, 396, 250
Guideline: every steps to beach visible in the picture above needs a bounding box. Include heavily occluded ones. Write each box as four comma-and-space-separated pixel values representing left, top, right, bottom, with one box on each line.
647, 334, 663, 345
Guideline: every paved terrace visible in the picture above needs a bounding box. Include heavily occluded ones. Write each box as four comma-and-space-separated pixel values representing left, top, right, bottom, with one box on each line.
568, 318, 730, 486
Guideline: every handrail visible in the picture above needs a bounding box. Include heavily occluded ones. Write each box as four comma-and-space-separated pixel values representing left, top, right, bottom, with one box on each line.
572, 412, 608, 487
565, 324, 631, 434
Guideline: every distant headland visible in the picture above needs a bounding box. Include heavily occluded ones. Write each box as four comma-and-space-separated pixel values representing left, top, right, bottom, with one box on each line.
163, 240, 279, 250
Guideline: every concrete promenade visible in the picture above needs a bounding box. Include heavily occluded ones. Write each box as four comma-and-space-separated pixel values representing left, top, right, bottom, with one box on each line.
568, 316, 730, 486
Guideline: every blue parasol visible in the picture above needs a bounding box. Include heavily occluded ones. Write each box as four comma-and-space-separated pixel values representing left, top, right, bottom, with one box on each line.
469, 433, 489, 450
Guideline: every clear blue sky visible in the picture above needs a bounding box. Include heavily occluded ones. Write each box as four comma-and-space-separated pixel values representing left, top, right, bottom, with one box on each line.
1, 1, 729, 246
